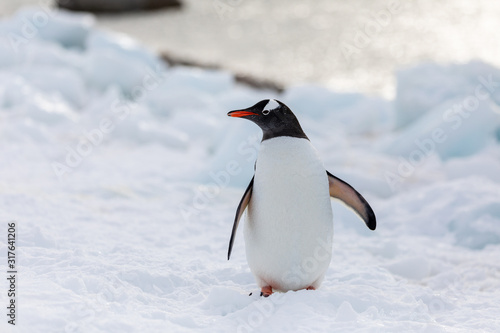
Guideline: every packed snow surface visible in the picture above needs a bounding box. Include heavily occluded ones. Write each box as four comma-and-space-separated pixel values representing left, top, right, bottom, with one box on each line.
1, 8, 500, 333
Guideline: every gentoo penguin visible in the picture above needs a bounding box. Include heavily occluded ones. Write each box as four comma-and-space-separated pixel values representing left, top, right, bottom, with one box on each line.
227, 99, 376, 297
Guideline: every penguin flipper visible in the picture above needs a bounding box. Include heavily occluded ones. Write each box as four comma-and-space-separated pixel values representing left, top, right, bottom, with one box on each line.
228, 176, 254, 260
326, 171, 376, 230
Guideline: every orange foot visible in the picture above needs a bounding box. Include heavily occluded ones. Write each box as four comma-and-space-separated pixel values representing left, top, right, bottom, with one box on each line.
306, 286, 315, 290
260, 286, 273, 297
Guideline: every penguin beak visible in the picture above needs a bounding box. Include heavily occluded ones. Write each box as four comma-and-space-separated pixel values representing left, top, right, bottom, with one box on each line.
227, 110, 259, 117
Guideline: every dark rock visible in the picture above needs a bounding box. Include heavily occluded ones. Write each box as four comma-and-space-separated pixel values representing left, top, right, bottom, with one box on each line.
160, 52, 284, 93
57, 0, 182, 13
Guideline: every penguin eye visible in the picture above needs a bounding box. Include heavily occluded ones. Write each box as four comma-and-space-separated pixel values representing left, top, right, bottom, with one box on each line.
262, 110, 270, 115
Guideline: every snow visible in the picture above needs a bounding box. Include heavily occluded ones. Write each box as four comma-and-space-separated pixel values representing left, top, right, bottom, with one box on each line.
1, 7, 500, 333
394, 62, 500, 129
384, 98, 500, 160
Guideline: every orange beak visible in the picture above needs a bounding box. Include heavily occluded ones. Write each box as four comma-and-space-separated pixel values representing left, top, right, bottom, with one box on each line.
227, 111, 259, 117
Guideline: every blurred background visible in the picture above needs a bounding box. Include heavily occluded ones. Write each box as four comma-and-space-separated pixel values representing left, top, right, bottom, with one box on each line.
1, 0, 499, 99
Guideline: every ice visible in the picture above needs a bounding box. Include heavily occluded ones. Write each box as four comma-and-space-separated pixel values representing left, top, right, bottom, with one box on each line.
6, 7, 94, 49
0, 41, 18, 67
1, 7, 500, 333
196, 121, 257, 187
384, 98, 500, 159
83, 47, 162, 96
10, 66, 87, 108
159, 67, 235, 95
85, 30, 162, 71
445, 146, 500, 183
395, 61, 500, 128
283, 84, 393, 134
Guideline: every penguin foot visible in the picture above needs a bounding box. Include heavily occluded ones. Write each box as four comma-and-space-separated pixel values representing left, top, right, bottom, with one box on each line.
306, 286, 315, 290
260, 286, 273, 297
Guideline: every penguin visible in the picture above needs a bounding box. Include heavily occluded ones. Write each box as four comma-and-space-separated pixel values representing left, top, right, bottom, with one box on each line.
227, 99, 376, 297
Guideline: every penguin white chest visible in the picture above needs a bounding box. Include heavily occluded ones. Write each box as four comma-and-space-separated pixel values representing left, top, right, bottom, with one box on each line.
244, 137, 333, 291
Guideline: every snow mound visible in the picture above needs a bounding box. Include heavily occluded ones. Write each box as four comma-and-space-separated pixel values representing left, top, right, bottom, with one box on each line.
395, 61, 500, 128
5, 6, 94, 49
384, 98, 500, 159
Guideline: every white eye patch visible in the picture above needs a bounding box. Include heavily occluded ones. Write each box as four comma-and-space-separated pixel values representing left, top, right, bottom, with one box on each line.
263, 99, 279, 115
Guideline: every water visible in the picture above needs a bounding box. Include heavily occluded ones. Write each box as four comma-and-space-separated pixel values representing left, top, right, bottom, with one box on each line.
2, 0, 500, 98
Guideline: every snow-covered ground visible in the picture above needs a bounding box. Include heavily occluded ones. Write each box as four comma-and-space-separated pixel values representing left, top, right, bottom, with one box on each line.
1, 8, 500, 333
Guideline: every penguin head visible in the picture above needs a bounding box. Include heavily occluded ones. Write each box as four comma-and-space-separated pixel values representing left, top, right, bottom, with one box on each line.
227, 99, 308, 141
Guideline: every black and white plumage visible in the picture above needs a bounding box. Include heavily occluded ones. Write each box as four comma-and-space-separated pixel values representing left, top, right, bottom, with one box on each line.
227, 99, 376, 295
